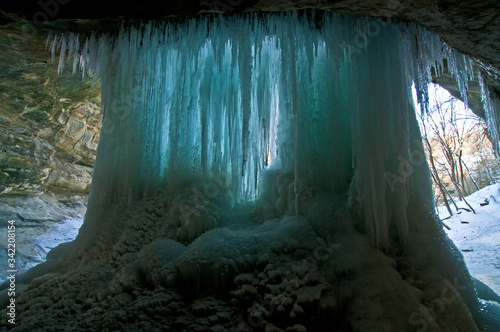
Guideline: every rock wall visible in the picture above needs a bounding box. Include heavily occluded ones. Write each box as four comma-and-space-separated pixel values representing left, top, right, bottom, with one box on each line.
0, 18, 102, 196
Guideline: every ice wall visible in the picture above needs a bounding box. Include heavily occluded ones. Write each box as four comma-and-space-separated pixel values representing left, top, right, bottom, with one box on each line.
50, 12, 478, 250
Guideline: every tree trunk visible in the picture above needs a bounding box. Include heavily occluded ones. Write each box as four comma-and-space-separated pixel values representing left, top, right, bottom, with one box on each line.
459, 155, 480, 191
425, 138, 453, 216
458, 150, 468, 195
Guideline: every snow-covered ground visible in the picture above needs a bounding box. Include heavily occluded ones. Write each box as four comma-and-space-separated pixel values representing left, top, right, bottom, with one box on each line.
439, 183, 500, 296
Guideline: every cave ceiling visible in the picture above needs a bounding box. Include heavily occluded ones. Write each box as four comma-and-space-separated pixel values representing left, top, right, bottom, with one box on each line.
1, 1, 498, 69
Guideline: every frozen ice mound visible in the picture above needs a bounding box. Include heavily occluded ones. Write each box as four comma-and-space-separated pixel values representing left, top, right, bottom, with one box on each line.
177, 216, 318, 295
138, 239, 186, 288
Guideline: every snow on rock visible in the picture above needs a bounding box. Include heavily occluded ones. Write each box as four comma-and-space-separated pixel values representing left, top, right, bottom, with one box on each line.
286, 324, 307, 332
177, 227, 254, 295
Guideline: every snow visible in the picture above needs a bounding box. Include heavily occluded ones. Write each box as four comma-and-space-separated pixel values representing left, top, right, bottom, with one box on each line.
439, 183, 500, 295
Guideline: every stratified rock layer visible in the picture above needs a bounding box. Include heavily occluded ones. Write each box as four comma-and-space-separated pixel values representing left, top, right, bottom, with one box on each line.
0, 20, 101, 195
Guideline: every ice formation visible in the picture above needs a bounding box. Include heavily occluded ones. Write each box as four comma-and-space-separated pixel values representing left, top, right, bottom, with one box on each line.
479, 72, 500, 158
4, 10, 500, 331
49, 12, 481, 252
13, 11, 498, 330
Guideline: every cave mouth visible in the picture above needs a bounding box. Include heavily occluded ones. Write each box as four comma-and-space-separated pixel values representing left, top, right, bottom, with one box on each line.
53, 10, 474, 250
2, 10, 498, 331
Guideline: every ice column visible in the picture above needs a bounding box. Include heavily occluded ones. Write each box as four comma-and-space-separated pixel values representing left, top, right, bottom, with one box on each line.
51, 12, 480, 250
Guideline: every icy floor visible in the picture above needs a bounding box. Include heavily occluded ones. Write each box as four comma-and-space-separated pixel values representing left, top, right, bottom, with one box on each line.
439, 183, 500, 295
0, 196, 85, 282
0, 215, 84, 283
25, 215, 83, 265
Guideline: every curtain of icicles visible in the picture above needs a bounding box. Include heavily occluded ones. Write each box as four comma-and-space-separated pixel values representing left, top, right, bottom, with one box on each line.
50, 12, 485, 249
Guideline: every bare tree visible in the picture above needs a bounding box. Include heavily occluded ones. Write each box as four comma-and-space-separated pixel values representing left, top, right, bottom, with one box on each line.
417, 86, 488, 215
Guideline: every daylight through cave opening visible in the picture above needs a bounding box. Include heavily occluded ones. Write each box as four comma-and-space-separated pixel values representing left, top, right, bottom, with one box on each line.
51, 11, 476, 252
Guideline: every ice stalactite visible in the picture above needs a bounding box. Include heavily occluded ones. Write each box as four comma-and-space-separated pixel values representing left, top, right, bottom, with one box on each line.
479, 72, 500, 158
50, 12, 481, 251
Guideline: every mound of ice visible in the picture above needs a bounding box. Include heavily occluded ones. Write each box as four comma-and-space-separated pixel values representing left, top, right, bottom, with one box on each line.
177, 216, 318, 295
138, 239, 186, 288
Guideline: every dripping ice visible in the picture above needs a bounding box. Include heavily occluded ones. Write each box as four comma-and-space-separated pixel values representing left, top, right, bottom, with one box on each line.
48, 12, 496, 250
479, 72, 500, 158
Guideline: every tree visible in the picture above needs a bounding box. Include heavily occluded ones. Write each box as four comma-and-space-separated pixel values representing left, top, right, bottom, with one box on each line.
417, 85, 500, 216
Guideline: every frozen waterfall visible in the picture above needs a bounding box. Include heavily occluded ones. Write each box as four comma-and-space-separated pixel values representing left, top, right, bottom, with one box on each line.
50, 12, 480, 250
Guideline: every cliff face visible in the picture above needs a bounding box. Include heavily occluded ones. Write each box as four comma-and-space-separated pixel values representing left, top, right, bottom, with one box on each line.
0, 20, 102, 196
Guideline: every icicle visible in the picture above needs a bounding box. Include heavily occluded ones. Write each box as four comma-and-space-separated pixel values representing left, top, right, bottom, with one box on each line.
50, 12, 493, 250
479, 72, 500, 158
57, 34, 68, 74
49, 34, 58, 61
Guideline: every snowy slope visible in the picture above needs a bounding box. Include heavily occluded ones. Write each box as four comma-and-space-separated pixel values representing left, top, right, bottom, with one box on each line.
439, 183, 500, 295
